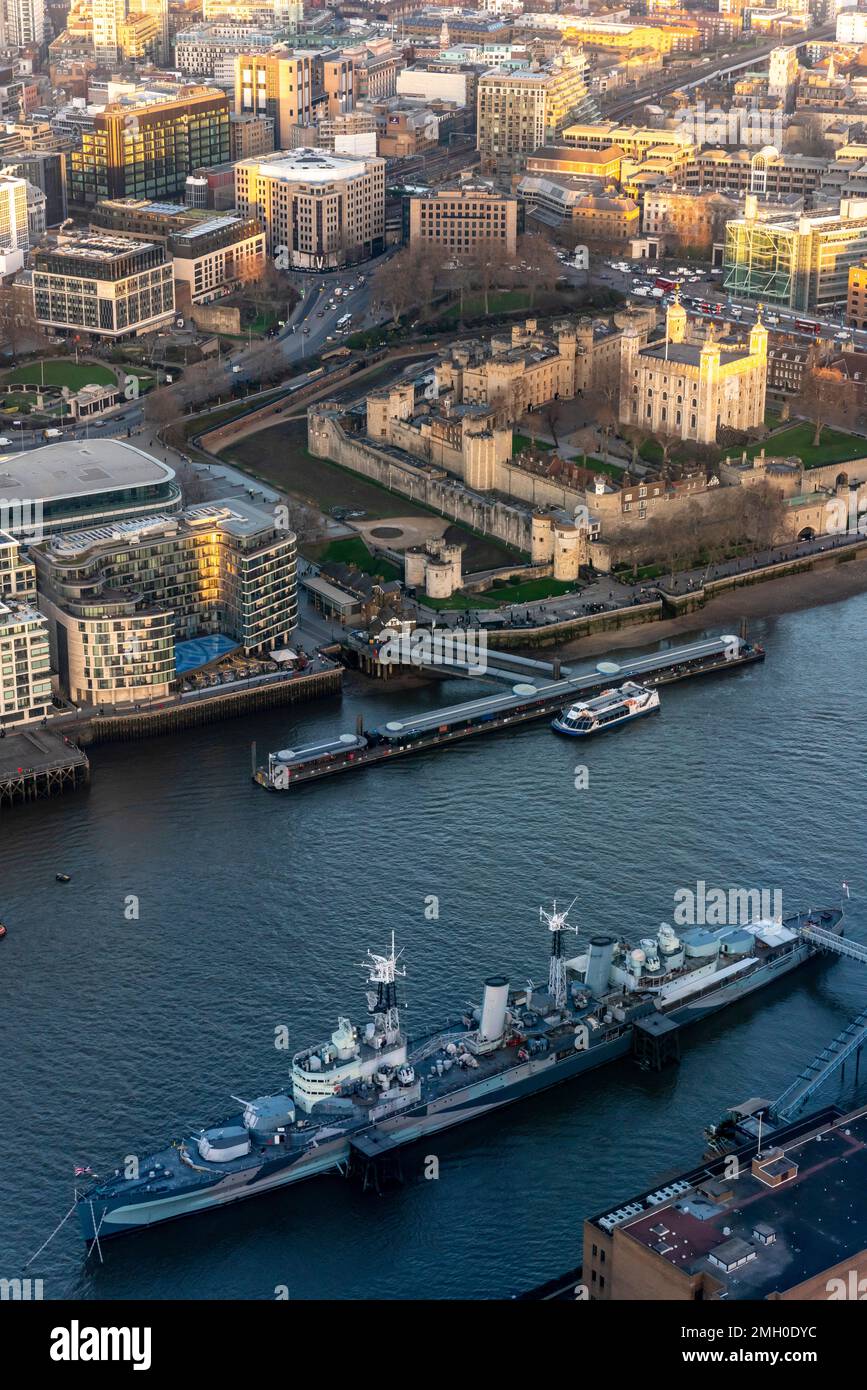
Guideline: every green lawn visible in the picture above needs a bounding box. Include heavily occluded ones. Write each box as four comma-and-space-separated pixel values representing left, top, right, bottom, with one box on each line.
486, 577, 577, 604
438, 290, 532, 325
513, 433, 555, 455
423, 576, 577, 610
2, 359, 115, 390
746, 422, 867, 468
315, 535, 402, 582
639, 438, 665, 465
575, 455, 624, 478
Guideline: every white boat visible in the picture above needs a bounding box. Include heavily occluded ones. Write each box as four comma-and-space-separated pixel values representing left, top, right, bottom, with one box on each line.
551, 681, 660, 737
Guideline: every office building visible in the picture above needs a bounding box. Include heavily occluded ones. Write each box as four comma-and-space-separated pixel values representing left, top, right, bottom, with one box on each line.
6, 0, 45, 47
68, 85, 231, 209
234, 49, 316, 149
32, 234, 175, 339
32, 499, 297, 706
230, 111, 275, 161
724, 195, 867, 313
0, 173, 30, 253
2, 150, 67, 226
406, 184, 520, 255
90, 197, 266, 305
234, 147, 385, 268
0, 441, 182, 541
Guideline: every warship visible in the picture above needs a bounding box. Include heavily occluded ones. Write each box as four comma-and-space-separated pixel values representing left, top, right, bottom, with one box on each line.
76, 899, 843, 1247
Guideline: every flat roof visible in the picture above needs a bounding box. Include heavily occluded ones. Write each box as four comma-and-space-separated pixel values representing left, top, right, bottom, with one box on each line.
43, 497, 276, 557
616, 1108, 867, 1298
0, 439, 175, 502
242, 147, 372, 182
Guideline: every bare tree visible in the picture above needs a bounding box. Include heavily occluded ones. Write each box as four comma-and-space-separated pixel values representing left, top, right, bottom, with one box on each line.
543, 397, 566, 447
516, 233, 561, 308
371, 247, 418, 325
795, 363, 853, 446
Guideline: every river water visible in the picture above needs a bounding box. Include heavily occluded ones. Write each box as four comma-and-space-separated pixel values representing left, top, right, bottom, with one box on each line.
2, 592, 865, 1300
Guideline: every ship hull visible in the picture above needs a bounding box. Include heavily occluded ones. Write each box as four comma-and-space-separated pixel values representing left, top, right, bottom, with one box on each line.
78, 913, 840, 1246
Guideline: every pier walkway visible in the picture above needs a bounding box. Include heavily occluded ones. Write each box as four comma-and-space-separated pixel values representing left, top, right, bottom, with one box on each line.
258, 634, 763, 791
0, 729, 89, 809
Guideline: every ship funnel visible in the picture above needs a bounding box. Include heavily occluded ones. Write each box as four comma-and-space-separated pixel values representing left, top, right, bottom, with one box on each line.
479, 976, 509, 1045
585, 935, 616, 997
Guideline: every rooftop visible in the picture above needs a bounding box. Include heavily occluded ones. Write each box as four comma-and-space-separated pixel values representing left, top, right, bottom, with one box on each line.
0, 440, 174, 502
42, 498, 281, 560
598, 1105, 867, 1299
640, 341, 754, 366
35, 233, 162, 263
240, 147, 374, 183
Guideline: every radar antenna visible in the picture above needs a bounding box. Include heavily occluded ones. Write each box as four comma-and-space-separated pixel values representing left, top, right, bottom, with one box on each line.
540, 898, 579, 1010
359, 933, 406, 1043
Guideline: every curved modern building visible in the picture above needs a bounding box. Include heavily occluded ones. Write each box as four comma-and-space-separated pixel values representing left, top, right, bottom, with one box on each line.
0, 439, 182, 539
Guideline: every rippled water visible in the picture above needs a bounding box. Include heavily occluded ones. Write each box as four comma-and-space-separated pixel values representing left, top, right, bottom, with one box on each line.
2, 594, 865, 1300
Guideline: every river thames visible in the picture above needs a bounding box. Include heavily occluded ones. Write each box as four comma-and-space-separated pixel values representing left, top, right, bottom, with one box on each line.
2, 590, 865, 1300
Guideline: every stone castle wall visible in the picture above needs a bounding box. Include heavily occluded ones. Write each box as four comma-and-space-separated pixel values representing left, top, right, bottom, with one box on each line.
308, 408, 533, 552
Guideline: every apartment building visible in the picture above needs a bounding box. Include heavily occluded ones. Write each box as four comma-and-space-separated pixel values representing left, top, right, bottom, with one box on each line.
477, 51, 596, 175
0, 532, 53, 729
406, 184, 520, 255
32, 500, 297, 706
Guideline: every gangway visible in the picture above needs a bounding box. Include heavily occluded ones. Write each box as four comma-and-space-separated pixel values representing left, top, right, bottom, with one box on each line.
800, 922, 867, 964
771, 1004, 867, 1123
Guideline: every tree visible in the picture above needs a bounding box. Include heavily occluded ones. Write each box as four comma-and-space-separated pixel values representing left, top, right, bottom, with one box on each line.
466, 240, 512, 315
795, 364, 853, 446
516, 233, 561, 308
371, 247, 418, 325
543, 398, 566, 448
0, 283, 40, 355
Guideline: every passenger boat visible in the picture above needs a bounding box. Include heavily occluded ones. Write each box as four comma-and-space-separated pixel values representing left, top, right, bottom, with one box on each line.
551, 681, 660, 737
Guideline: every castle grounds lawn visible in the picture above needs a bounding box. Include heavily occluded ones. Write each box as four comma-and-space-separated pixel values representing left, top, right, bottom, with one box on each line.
314, 535, 402, 583
513, 433, 555, 455
2, 360, 115, 390
745, 422, 867, 469
438, 290, 532, 325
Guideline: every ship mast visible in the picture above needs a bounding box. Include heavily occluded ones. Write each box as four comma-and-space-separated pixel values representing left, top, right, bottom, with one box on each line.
540, 899, 578, 1011
361, 932, 406, 1044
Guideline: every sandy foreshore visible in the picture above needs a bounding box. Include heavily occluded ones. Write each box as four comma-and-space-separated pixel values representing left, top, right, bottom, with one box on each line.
551, 552, 867, 661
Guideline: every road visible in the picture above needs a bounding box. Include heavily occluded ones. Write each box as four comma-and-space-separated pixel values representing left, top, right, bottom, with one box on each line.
276, 247, 397, 363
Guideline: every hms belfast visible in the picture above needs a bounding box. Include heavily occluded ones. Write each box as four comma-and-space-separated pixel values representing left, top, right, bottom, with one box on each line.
76, 899, 844, 1247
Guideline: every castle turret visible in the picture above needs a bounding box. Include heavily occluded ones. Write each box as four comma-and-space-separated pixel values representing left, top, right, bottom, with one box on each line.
665, 293, 687, 346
